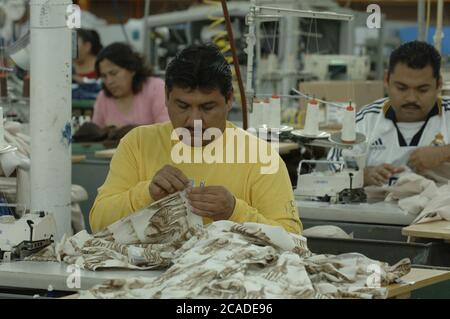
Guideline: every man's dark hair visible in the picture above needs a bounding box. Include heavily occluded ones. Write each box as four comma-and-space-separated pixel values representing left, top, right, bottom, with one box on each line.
388, 41, 441, 81
165, 44, 233, 101
95, 42, 152, 97
77, 29, 103, 55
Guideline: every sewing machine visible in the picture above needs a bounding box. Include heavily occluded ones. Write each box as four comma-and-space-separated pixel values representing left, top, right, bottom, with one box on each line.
289, 132, 413, 225
0, 212, 56, 262
295, 157, 366, 204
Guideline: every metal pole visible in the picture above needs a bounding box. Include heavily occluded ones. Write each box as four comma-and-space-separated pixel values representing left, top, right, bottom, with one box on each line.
220, 0, 249, 130
417, 0, 426, 41
434, 0, 444, 54
30, 0, 72, 240
281, 16, 297, 99
245, 4, 256, 122
376, 14, 385, 80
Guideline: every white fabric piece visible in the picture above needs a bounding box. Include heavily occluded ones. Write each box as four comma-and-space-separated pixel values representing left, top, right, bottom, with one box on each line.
0, 151, 30, 177
303, 226, 353, 239
383, 173, 450, 224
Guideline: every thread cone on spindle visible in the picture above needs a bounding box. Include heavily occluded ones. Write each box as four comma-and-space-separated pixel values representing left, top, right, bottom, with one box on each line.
269, 95, 281, 129
303, 98, 319, 136
341, 103, 356, 143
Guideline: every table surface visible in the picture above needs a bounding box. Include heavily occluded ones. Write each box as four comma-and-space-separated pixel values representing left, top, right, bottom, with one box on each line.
297, 200, 414, 225
72, 99, 95, 109
71, 155, 86, 163
402, 220, 450, 241
0, 261, 163, 292
387, 267, 450, 298
1, 261, 449, 298
94, 142, 299, 159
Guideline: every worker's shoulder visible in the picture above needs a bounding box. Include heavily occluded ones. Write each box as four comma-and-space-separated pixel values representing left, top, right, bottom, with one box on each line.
144, 76, 165, 90
122, 121, 172, 144
356, 97, 387, 123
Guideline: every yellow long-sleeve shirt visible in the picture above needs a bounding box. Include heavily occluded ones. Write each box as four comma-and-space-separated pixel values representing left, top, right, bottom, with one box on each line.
89, 121, 302, 234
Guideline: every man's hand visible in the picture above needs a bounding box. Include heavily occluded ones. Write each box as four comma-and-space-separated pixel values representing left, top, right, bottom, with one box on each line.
149, 165, 190, 201
187, 186, 236, 221
408, 146, 450, 173
364, 164, 405, 186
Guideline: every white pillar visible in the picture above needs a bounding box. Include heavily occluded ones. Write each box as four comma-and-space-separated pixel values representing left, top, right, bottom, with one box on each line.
30, 0, 72, 240
434, 0, 444, 54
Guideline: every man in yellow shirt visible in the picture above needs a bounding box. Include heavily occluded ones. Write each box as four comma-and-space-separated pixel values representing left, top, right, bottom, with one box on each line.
89, 44, 302, 234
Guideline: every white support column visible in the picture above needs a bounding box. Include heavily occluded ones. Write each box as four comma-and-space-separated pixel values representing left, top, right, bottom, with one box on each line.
434, 0, 444, 54
30, 0, 72, 240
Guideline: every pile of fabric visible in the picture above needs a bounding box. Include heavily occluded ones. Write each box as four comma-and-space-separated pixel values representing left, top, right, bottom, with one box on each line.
29, 190, 410, 299
384, 172, 450, 224
28, 191, 202, 269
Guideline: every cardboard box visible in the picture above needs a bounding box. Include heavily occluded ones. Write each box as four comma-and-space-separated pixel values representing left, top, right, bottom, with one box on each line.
295, 80, 385, 129
299, 80, 385, 111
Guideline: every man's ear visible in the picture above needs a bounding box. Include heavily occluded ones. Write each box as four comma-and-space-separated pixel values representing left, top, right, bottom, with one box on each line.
437, 75, 443, 91
164, 86, 169, 101
384, 70, 390, 90
226, 90, 234, 112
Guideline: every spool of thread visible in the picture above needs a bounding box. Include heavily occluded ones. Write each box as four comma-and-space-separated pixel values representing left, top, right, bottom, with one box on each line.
341, 103, 356, 143
303, 99, 319, 135
269, 95, 281, 128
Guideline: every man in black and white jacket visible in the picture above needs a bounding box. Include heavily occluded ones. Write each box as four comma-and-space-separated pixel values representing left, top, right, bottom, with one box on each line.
329, 41, 450, 186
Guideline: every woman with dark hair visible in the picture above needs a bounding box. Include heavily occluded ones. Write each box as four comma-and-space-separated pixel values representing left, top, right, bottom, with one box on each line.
92, 42, 168, 128
74, 29, 103, 82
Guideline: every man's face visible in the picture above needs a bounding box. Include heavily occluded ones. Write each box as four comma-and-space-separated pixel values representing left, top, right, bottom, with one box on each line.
385, 63, 442, 122
166, 86, 232, 146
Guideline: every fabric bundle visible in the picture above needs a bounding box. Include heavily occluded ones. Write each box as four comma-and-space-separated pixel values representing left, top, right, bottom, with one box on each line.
28, 191, 202, 270
383, 173, 450, 224
29, 191, 410, 299
77, 220, 409, 299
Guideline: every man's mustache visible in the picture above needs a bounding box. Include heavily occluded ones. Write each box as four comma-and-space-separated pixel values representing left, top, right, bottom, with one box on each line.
401, 103, 420, 108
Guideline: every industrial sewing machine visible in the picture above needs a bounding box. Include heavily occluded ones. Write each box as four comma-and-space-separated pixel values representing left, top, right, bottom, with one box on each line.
0, 142, 56, 262
0, 211, 56, 262
288, 127, 367, 204
289, 130, 411, 225
295, 158, 366, 204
